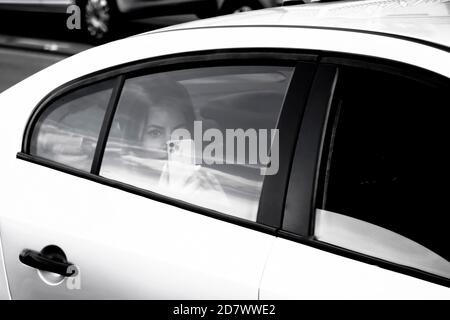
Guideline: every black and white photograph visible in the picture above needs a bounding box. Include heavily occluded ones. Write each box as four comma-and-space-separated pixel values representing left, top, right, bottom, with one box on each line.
0, 0, 448, 308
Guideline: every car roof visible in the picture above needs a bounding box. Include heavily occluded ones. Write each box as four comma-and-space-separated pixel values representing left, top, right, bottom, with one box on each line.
145, 0, 450, 50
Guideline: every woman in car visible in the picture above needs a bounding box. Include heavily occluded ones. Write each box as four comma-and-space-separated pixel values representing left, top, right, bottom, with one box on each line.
103, 76, 231, 214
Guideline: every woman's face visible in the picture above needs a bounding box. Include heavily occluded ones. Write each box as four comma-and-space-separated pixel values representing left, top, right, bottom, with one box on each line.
142, 105, 189, 159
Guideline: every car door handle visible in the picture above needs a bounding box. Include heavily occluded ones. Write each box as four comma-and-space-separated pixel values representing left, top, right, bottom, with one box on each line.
19, 246, 76, 277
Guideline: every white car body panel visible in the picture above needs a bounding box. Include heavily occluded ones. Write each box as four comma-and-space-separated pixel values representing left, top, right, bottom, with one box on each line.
159, 0, 450, 48
0, 0, 448, 299
0, 235, 11, 299
0, 159, 275, 299
260, 238, 450, 299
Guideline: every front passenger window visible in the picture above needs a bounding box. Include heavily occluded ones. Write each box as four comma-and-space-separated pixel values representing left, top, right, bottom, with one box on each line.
316, 66, 450, 279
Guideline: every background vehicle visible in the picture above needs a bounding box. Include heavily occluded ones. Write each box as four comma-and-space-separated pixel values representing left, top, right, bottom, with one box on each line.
0, 0, 449, 299
0, 0, 283, 40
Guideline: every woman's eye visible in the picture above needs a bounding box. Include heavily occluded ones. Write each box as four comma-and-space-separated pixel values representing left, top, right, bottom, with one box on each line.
146, 129, 162, 138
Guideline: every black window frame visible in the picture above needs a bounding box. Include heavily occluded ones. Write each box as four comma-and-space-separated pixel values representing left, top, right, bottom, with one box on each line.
280, 52, 450, 288
27, 77, 118, 167
17, 48, 318, 236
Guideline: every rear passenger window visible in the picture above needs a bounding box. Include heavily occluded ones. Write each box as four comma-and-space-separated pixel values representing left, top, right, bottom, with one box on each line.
100, 66, 294, 221
316, 66, 450, 279
30, 80, 114, 171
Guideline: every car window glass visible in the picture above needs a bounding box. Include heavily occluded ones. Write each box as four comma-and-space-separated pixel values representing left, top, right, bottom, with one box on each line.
101, 66, 294, 221
30, 80, 114, 171
316, 66, 450, 279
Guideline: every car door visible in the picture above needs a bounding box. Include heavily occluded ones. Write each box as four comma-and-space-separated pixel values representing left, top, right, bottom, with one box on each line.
0, 51, 316, 299
260, 58, 450, 299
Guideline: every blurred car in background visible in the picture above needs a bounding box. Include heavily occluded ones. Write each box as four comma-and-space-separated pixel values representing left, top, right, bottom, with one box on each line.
0, 0, 283, 40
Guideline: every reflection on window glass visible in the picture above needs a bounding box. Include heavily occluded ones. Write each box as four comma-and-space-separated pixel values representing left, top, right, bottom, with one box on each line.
315, 209, 450, 279
317, 66, 449, 278
101, 66, 293, 221
30, 81, 113, 171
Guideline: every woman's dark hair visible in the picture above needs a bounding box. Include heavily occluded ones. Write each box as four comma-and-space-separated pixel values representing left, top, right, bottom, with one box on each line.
119, 75, 196, 142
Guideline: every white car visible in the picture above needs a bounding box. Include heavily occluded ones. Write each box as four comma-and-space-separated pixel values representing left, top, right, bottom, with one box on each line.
0, 0, 449, 299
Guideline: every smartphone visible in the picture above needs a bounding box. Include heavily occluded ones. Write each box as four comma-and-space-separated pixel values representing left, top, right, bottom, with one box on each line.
167, 139, 196, 165
165, 139, 199, 187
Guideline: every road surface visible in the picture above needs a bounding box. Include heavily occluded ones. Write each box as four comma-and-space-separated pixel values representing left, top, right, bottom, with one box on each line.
0, 46, 65, 92
0, 10, 197, 92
